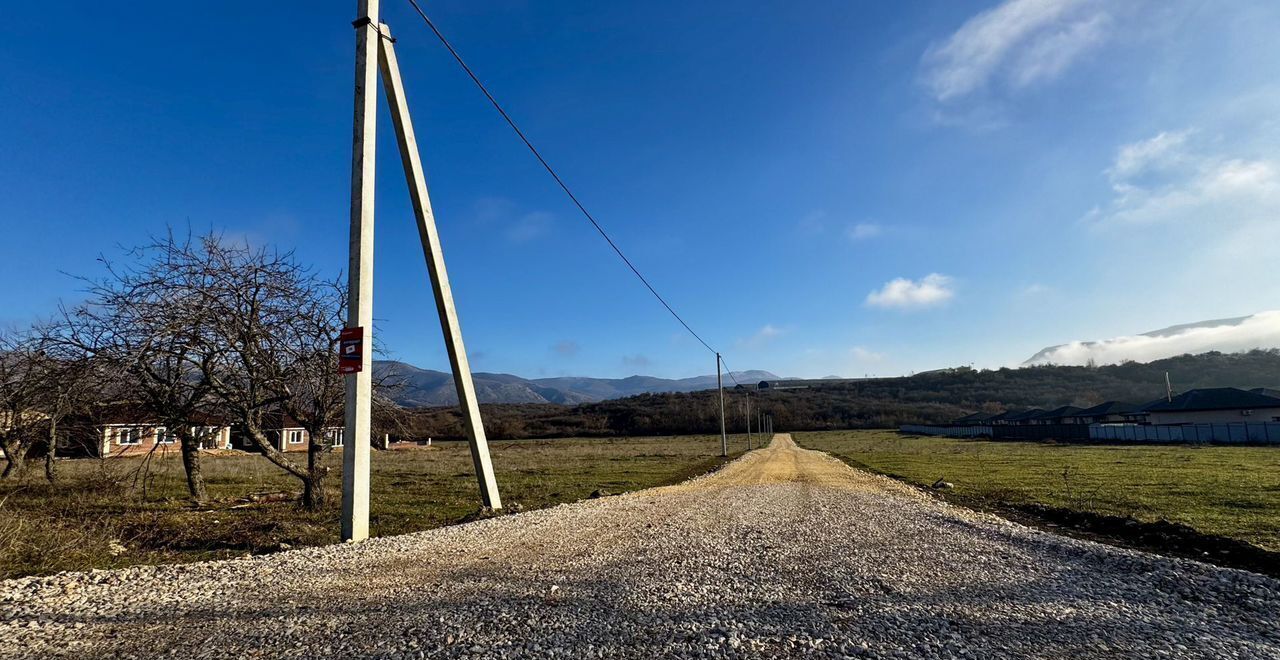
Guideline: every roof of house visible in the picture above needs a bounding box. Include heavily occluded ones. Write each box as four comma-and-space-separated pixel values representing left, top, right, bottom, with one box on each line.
93, 403, 233, 426
952, 411, 988, 424
1144, 387, 1280, 413
986, 410, 1018, 422
1074, 401, 1139, 416
1126, 399, 1167, 414
1003, 408, 1046, 422
1250, 387, 1280, 399
1035, 405, 1083, 420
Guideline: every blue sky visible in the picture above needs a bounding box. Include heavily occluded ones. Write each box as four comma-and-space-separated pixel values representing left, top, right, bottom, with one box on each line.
3, 1, 1280, 379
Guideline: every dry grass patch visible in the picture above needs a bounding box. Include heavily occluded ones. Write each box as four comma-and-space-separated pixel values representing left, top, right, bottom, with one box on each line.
0, 434, 745, 578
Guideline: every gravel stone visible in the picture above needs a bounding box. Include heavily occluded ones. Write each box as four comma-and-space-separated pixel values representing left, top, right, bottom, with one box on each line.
1, 434, 1278, 659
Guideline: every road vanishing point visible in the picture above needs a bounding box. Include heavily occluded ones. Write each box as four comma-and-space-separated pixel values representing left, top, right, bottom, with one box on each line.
3, 435, 1279, 659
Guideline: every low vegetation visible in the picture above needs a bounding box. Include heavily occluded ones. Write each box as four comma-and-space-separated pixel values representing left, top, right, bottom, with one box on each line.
798, 430, 1280, 552
0, 435, 744, 579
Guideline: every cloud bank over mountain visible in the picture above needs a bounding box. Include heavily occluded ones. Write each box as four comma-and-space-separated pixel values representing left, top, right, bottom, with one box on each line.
1024, 311, 1280, 366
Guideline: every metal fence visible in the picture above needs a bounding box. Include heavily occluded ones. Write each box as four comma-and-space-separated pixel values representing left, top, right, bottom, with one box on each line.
1088, 422, 1280, 445
899, 424, 992, 438
992, 424, 1091, 441
900, 422, 1280, 445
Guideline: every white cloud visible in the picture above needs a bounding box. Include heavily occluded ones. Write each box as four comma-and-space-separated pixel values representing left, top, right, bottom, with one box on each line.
1008, 11, 1109, 88
1019, 283, 1050, 296
850, 346, 886, 362
1107, 130, 1192, 183
737, 324, 786, 349
1025, 311, 1280, 366
865, 274, 955, 309
846, 223, 882, 241
1089, 129, 1280, 226
923, 0, 1110, 102
506, 211, 554, 242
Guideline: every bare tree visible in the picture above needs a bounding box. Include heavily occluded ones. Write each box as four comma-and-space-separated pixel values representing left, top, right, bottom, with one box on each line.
0, 329, 46, 479
23, 322, 100, 482
66, 233, 223, 503
192, 236, 351, 511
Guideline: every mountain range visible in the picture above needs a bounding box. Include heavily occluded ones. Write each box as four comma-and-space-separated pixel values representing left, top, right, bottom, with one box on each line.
374, 361, 779, 407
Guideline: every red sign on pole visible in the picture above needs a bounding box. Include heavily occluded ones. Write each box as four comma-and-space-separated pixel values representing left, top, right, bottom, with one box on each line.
338, 326, 364, 374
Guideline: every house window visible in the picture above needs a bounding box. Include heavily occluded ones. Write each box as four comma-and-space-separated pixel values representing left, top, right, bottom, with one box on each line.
156, 427, 177, 445
287, 430, 305, 445
116, 428, 142, 445
327, 428, 344, 447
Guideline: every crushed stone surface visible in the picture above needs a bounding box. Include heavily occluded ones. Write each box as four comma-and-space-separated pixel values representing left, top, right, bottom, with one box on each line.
3, 434, 1278, 659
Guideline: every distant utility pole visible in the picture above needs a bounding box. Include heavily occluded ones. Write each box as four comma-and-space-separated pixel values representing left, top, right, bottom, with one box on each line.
342, 0, 501, 542
717, 353, 727, 457
745, 393, 753, 450
1165, 371, 1173, 402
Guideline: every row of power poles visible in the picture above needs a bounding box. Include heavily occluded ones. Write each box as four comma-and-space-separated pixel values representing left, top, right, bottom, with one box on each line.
716, 353, 774, 457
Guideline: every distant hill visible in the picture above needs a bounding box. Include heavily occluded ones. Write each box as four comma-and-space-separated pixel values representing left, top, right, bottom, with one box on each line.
374, 360, 779, 406
397, 350, 1280, 440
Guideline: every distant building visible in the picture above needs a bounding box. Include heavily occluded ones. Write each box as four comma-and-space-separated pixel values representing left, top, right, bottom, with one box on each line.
230, 412, 344, 453
986, 410, 1021, 426
97, 408, 233, 457
1033, 405, 1083, 425
1002, 409, 1046, 426
1122, 400, 1165, 425
1142, 388, 1280, 425
951, 411, 993, 426
1069, 401, 1139, 425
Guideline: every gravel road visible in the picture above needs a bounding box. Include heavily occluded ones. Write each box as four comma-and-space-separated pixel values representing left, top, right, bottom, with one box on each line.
3, 434, 1279, 659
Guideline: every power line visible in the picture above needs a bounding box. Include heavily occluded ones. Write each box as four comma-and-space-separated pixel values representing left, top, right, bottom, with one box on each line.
718, 355, 745, 388
403, 0, 717, 355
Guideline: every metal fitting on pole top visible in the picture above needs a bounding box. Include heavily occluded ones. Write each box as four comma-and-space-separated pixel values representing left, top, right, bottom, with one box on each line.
352, 17, 396, 42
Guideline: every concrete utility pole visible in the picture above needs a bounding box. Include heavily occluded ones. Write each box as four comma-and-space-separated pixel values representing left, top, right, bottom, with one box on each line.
342, 3, 502, 542
377, 23, 500, 510
717, 353, 727, 457
342, 0, 380, 543
745, 394, 753, 450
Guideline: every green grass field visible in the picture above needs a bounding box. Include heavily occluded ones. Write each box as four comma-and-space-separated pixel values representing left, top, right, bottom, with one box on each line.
797, 430, 1280, 552
0, 435, 743, 579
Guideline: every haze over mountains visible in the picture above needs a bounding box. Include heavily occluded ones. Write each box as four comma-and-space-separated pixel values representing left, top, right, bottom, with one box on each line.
374, 361, 779, 407
1024, 312, 1280, 367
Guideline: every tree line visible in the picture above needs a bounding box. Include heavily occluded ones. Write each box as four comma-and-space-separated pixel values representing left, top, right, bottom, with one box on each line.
397, 350, 1280, 440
